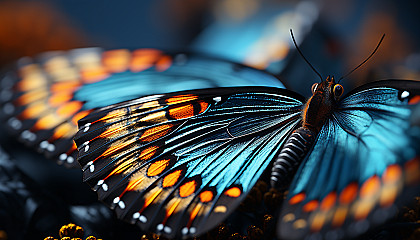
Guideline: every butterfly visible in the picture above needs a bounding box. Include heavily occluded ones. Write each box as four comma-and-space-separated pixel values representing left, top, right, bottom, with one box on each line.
0, 47, 283, 168
73, 70, 420, 240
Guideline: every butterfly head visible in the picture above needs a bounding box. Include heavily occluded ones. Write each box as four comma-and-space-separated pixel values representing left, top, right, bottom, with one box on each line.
311, 76, 344, 102
303, 76, 344, 133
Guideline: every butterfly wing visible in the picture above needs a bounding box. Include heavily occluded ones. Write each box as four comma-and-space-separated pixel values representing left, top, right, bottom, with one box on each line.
0, 48, 284, 168
74, 87, 304, 238
278, 80, 420, 240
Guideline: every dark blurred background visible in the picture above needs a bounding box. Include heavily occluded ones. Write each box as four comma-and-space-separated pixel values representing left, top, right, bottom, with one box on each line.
0, 0, 420, 239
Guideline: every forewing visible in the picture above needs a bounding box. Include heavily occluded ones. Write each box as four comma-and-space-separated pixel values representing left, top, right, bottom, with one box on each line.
74, 87, 304, 238
0, 48, 284, 168
278, 80, 420, 240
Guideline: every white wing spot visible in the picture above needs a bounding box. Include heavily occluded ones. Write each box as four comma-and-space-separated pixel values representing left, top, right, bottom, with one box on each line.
84, 145, 90, 152
213, 96, 221, 102
22, 131, 36, 142
8, 118, 22, 129
89, 164, 95, 172
118, 201, 125, 209
164, 226, 172, 234
83, 123, 91, 132
47, 144, 55, 152
3, 103, 14, 114
113, 197, 120, 204
401, 91, 410, 99
40, 141, 49, 149
102, 183, 108, 191
59, 153, 67, 161
157, 224, 164, 231
190, 227, 196, 234
67, 156, 74, 163
182, 227, 188, 235
139, 215, 147, 223
132, 212, 140, 219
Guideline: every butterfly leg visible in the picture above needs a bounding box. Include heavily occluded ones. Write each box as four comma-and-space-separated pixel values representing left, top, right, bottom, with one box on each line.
270, 127, 316, 189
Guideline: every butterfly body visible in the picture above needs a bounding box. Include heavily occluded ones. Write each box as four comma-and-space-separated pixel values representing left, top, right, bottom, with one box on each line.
271, 76, 342, 189
302, 76, 337, 133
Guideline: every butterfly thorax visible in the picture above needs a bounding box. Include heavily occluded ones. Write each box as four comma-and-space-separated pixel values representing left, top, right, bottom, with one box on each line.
302, 76, 337, 134
271, 76, 344, 189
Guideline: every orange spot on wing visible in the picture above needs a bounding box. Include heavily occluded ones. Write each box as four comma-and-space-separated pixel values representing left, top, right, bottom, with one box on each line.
198, 101, 209, 114
130, 49, 162, 72
21, 102, 48, 118
164, 198, 182, 223
188, 204, 202, 227
140, 124, 174, 142
102, 49, 131, 72
81, 67, 109, 83
56, 101, 83, 118
162, 170, 182, 188
52, 123, 74, 139
199, 191, 214, 203
98, 127, 122, 139
50, 81, 81, 93
380, 184, 399, 207
224, 187, 241, 198
179, 180, 197, 198
96, 111, 125, 123
339, 183, 358, 204
71, 110, 92, 125
168, 104, 194, 119
105, 158, 136, 179
155, 55, 172, 72
382, 165, 402, 184
125, 175, 145, 192
141, 188, 163, 212
320, 192, 337, 211
303, 200, 318, 212
147, 159, 170, 177
353, 199, 375, 220
17, 75, 47, 91
332, 207, 348, 227
139, 145, 159, 160
166, 95, 198, 104
98, 138, 137, 160
289, 193, 306, 205
33, 113, 63, 130
68, 142, 77, 154
310, 212, 326, 232
360, 176, 381, 199
405, 156, 420, 184
16, 90, 48, 105
409, 95, 420, 104
48, 92, 73, 107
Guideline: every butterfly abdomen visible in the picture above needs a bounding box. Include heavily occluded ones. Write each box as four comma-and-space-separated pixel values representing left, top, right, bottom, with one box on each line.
270, 127, 316, 189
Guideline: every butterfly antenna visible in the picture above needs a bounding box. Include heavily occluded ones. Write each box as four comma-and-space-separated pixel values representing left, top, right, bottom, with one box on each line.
290, 29, 323, 82
338, 34, 385, 83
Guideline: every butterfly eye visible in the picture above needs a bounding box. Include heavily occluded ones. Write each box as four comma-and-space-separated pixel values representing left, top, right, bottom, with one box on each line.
333, 84, 344, 98
311, 83, 318, 94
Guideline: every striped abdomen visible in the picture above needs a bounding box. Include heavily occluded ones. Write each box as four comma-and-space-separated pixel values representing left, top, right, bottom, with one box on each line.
270, 127, 316, 190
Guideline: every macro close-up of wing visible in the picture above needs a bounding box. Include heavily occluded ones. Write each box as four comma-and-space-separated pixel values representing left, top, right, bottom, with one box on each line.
279, 80, 420, 240
74, 87, 304, 238
0, 48, 284, 168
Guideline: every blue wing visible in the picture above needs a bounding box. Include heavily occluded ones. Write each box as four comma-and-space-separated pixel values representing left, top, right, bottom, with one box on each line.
278, 80, 420, 240
0, 48, 284, 168
74, 87, 304, 238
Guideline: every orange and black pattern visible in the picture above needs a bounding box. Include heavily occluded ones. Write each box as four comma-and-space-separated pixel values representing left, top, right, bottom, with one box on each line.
74, 86, 304, 238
